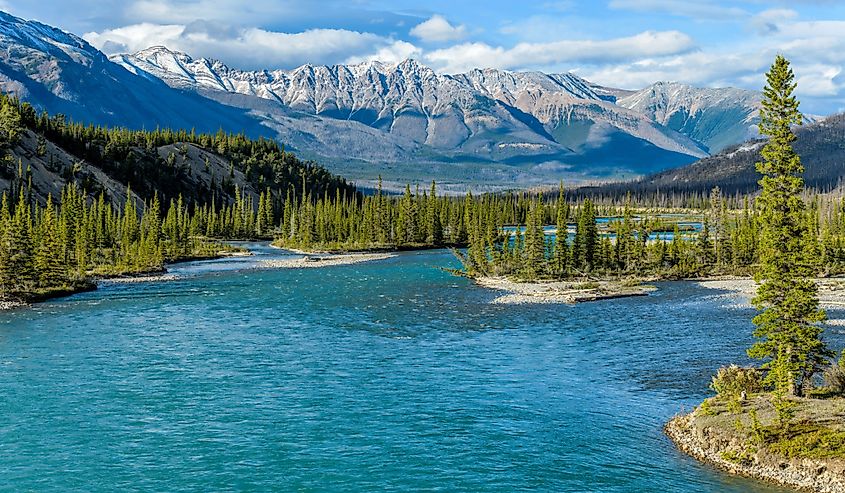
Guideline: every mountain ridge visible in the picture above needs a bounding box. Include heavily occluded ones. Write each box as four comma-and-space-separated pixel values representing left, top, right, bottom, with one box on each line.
0, 11, 768, 188
577, 112, 845, 197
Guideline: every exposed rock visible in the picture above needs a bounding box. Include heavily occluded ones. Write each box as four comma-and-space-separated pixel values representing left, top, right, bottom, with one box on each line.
666, 399, 845, 493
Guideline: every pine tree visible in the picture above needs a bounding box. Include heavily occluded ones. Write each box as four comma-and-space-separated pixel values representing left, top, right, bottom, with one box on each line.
34, 195, 67, 289
4, 190, 36, 295
748, 55, 831, 396
523, 196, 546, 278
552, 183, 569, 277
0, 99, 22, 150
575, 199, 598, 271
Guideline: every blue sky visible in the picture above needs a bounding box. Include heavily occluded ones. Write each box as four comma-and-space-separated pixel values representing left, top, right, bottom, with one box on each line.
3, 0, 845, 112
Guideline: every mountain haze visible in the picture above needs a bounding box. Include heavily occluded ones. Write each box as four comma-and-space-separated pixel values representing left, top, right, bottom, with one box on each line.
581, 113, 845, 197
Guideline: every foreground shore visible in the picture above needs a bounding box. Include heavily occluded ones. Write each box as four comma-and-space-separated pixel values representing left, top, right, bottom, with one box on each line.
667, 396, 845, 493
475, 276, 655, 304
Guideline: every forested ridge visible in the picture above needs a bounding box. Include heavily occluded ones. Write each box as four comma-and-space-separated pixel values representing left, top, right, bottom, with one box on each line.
576, 112, 845, 201
0, 92, 355, 206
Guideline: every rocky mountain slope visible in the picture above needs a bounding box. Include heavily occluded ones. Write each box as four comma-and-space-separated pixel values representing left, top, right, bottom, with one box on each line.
0, 96, 355, 207
584, 113, 845, 196
0, 11, 765, 188
617, 81, 760, 153
0, 12, 268, 136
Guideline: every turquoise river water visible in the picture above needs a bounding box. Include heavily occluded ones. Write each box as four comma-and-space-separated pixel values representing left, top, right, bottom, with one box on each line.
2, 243, 842, 492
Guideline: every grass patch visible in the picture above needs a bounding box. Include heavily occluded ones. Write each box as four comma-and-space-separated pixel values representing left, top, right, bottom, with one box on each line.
721, 447, 756, 466
766, 423, 845, 459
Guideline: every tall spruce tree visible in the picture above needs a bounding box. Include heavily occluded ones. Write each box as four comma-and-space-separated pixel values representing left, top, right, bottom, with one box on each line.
35, 195, 67, 288
748, 55, 831, 396
552, 182, 569, 277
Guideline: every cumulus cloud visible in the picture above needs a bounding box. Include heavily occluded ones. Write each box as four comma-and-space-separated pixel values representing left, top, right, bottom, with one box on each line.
750, 9, 799, 34
409, 15, 467, 43
424, 30, 695, 73
84, 22, 411, 69
344, 40, 422, 65
123, 0, 311, 25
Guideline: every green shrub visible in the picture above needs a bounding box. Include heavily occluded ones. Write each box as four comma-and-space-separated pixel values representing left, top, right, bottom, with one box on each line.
823, 364, 845, 395
768, 424, 845, 459
696, 399, 718, 416
749, 408, 765, 445
711, 365, 762, 399
720, 447, 756, 465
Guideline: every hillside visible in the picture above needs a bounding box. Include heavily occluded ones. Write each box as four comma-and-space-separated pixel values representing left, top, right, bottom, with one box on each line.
579, 112, 845, 197
0, 94, 356, 207
0, 11, 765, 188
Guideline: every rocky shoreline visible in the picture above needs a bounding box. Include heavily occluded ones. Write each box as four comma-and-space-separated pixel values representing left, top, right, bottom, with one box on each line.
666, 411, 845, 493
0, 299, 28, 310
475, 276, 655, 304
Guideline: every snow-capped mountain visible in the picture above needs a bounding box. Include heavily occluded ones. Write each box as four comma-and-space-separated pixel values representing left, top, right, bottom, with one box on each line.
114, 47, 712, 159
0, 11, 764, 187
617, 81, 760, 153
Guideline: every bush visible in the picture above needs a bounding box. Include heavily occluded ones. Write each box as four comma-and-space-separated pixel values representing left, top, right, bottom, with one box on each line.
711, 365, 762, 399
768, 423, 845, 459
823, 364, 845, 395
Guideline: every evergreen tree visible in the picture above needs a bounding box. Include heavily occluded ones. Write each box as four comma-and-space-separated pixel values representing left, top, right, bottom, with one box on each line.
4, 190, 36, 295
35, 195, 67, 288
552, 182, 569, 277
0, 99, 22, 150
748, 55, 832, 396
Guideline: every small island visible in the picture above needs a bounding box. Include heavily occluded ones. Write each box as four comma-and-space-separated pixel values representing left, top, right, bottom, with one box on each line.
667, 381, 845, 492
475, 276, 654, 304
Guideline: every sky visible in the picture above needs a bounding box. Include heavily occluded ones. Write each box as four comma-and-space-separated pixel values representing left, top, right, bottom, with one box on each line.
3, 0, 845, 113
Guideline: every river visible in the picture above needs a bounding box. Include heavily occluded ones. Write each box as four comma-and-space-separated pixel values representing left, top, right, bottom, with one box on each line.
2, 243, 840, 492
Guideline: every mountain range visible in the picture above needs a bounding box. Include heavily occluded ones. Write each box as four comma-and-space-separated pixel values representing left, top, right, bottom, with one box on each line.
0, 11, 765, 189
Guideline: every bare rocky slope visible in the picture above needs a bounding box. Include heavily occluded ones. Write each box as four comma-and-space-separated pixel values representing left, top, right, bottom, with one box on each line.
1, 129, 260, 206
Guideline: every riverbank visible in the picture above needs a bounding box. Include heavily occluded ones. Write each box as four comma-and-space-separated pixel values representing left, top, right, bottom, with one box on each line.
259, 252, 396, 269
699, 277, 845, 324
0, 249, 252, 309
271, 241, 465, 255
0, 281, 98, 311
666, 395, 845, 493
475, 276, 656, 304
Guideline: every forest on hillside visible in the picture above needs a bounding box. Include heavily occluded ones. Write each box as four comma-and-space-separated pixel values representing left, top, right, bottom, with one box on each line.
0, 93, 356, 207
575, 112, 845, 201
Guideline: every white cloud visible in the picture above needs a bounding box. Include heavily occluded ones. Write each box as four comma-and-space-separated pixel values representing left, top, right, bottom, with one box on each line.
84, 22, 409, 70
424, 30, 695, 73
344, 40, 421, 65
750, 8, 799, 34
123, 0, 304, 25
409, 15, 467, 43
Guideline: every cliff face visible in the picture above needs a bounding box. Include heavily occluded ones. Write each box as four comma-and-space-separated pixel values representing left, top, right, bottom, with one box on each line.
666, 396, 845, 493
